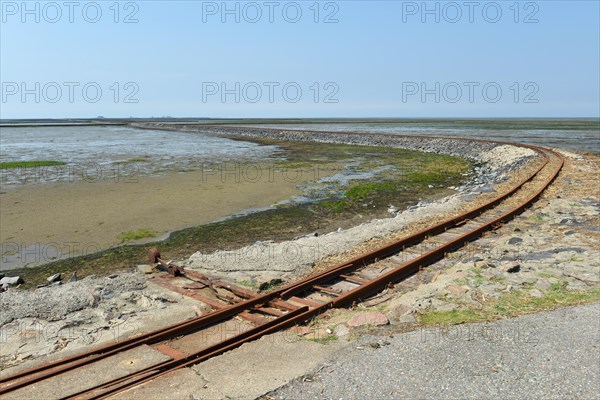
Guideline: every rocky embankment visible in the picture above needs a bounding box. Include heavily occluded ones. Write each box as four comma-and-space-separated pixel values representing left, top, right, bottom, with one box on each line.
140, 123, 536, 177
3, 127, 597, 378
160, 126, 538, 282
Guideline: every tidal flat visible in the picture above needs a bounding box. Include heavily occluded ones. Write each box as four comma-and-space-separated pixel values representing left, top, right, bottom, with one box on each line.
1, 136, 471, 288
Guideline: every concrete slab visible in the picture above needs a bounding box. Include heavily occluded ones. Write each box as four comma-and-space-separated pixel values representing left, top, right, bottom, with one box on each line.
3, 345, 172, 400
111, 332, 346, 400
112, 368, 220, 400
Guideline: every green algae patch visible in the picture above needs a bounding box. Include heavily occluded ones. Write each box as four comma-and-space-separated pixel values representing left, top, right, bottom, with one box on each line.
0, 160, 66, 169
117, 229, 157, 243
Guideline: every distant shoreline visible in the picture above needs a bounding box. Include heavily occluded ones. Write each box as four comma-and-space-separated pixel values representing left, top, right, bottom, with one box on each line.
1, 117, 599, 129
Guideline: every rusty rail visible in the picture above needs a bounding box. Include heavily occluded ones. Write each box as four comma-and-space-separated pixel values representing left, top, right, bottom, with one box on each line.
0, 139, 564, 399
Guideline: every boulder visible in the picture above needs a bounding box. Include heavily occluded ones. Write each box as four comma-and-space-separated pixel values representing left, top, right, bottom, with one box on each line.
387, 304, 417, 324
0, 276, 24, 286
294, 326, 312, 336
259, 278, 283, 291
137, 265, 155, 274
446, 284, 469, 296
500, 262, 521, 273
529, 289, 543, 298
334, 324, 350, 337
535, 278, 553, 290
390, 303, 412, 316
507, 237, 523, 245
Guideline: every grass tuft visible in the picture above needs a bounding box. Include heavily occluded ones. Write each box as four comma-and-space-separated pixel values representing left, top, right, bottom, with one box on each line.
306, 334, 338, 344
419, 309, 482, 326
419, 285, 600, 327
237, 280, 257, 289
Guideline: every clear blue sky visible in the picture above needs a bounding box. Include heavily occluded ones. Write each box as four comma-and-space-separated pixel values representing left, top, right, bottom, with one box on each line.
1, 0, 599, 118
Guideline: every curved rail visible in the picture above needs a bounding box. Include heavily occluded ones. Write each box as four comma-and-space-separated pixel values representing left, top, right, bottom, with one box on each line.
0, 138, 564, 399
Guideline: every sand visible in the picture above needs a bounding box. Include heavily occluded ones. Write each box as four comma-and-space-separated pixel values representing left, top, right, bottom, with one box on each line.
0, 166, 312, 268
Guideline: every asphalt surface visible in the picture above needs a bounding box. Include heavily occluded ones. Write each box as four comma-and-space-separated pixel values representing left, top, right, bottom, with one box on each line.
271, 302, 600, 400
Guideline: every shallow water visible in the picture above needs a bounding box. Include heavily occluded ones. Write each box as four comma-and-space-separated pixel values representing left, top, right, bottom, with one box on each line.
249, 122, 600, 153
0, 125, 282, 187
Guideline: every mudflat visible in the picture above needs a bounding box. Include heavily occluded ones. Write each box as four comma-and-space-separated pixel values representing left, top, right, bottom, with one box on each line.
1, 167, 310, 266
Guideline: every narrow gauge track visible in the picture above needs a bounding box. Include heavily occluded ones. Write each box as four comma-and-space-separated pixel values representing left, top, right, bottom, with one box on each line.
0, 141, 564, 400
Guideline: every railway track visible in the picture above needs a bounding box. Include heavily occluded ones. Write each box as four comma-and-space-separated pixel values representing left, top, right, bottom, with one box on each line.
0, 141, 564, 400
